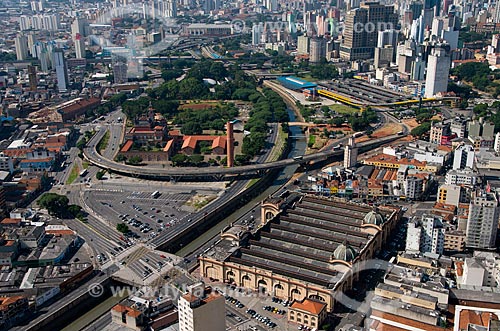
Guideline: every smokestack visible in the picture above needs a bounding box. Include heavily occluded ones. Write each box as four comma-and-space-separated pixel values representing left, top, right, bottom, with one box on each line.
226, 121, 234, 167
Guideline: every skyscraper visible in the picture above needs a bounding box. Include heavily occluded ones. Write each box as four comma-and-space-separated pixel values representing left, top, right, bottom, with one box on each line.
15, 34, 28, 61
344, 137, 358, 169
178, 283, 225, 331
424, 44, 450, 98
113, 61, 128, 84
495, 1, 500, 24
309, 38, 326, 63
53, 48, 68, 92
340, 2, 398, 60
406, 214, 445, 254
75, 33, 85, 59
466, 189, 500, 250
252, 24, 263, 45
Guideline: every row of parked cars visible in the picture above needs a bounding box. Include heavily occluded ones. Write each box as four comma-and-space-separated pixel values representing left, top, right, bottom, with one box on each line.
245, 309, 277, 328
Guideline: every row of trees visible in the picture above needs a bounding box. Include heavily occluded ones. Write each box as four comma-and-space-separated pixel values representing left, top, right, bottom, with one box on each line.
241, 88, 289, 158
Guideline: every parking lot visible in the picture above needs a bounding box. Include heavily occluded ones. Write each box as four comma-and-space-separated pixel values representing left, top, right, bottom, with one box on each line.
208, 284, 300, 331
83, 189, 194, 241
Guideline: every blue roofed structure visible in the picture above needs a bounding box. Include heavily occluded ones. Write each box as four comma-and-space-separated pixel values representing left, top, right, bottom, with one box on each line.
277, 76, 317, 90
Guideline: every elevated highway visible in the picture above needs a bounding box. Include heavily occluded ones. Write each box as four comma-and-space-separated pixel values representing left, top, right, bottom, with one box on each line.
83, 128, 405, 181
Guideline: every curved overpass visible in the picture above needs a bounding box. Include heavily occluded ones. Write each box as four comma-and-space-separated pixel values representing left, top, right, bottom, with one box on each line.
84, 128, 405, 180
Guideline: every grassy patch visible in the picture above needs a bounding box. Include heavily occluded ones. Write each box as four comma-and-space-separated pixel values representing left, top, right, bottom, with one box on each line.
246, 178, 260, 189
97, 131, 110, 153
308, 134, 316, 148
66, 164, 80, 185
267, 125, 288, 163
329, 104, 359, 114
185, 194, 217, 211
82, 161, 90, 169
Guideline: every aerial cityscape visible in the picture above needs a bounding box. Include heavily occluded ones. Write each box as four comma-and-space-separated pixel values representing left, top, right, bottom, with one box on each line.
0, 0, 500, 330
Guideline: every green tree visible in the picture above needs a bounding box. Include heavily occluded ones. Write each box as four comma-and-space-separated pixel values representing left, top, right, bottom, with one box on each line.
116, 223, 129, 234
410, 122, 431, 138
181, 122, 203, 135
189, 154, 204, 165
38, 193, 70, 218
171, 153, 188, 166
96, 170, 106, 180
127, 156, 143, 165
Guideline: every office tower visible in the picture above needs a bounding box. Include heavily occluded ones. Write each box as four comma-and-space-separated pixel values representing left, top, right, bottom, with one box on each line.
453, 145, 475, 170
466, 189, 500, 249
377, 29, 398, 48
178, 283, 225, 331
309, 38, 326, 63
411, 56, 426, 80
344, 137, 358, 169
28, 65, 37, 91
297, 35, 310, 54
252, 24, 262, 45
424, 44, 450, 98
340, 2, 398, 60
53, 48, 68, 92
15, 35, 28, 61
409, 1, 424, 21
374, 45, 393, 68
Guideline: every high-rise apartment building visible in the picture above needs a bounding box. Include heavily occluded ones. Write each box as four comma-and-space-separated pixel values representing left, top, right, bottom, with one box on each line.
424, 44, 450, 98
309, 38, 326, 63
75, 34, 85, 59
340, 2, 398, 60
178, 283, 225, 331
406, 214, 445, 254
297, 35, 310, 55
453, 144, 475, 170
53, 48, 68, 92
344, 137, 358, 169
15, 35, 28, 61
466, 189, 500, 249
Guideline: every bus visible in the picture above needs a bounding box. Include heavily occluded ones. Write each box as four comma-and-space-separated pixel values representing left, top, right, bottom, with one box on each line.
79, 169, 88, 177
151, 191, 161, 199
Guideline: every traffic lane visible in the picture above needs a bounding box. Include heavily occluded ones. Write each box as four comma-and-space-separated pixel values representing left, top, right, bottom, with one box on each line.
149, 183, 243, 246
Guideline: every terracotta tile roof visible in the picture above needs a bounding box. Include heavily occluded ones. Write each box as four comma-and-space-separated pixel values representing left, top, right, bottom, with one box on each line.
181, 135, 226, 150
112, 304, 142, 318
290, 298, 326, 315
168, 130, 181, 136
1, 218, 21, 225
211, 136, 227, 149
20, 157, 53, 163
120, 140, 134, 152
163, 140, 174, 152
